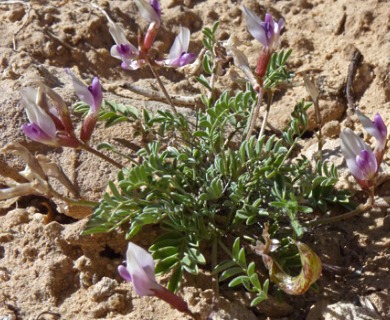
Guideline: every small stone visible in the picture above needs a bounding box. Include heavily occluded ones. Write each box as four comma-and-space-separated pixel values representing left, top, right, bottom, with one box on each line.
89, 277, 118, 301
322, 120, 341, 138
0, 233, 14, 242
3, 209, 29, 229
7, 6, 25, 22
44, 221, 64, 240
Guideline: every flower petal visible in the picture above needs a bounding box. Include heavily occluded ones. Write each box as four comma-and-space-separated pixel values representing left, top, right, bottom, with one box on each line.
135, 0, 160, 26
65, 68, 95, 108
21, 87, 57, 139
168, 27, 190, 60
22, 123, 57, 146
125, 242, 159, 296
340, 128, 376, 181
356, 149, 377, 180
178, 52, 196, 67
118, 265, 132, 282
242, 6, 267, 47
149, 0, 161, 18
89, 77, 103, 112
357, 110, 387, 152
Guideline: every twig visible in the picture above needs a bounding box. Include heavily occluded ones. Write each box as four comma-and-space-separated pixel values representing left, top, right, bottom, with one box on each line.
120, 83, 201, 107
146, 59, 178, 115
0, 158, 29, 183
303, 72, 322, 161
334, 12, 347, 35
0, 0, 32, 50
91, 2, 115, 24
257, 90, 272, 142
345, 48, 363, 124
49, 188, 99, 208
43, 27, 74, 50
245, 87, 264, 140
80, 143, 124, 169
35, 311, 61, 320
304, 196, 374, 227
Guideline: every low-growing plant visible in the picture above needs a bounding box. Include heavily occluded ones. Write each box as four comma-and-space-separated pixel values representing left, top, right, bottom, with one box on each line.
1, 0, 387, 315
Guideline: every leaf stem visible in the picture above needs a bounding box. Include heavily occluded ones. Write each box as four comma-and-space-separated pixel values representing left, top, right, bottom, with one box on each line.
49, 188, 99, 207
304, 195, 374, 227
245, 86, 264, 141
257, 90, 273, 142
80, 143, 124, 169
146, 59, 178, 116
211, 236, 220, 304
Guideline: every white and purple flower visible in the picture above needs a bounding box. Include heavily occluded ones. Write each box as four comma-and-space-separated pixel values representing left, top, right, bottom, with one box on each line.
159, 27, 196, 68
340, 128, 378, 189
66, 69, 103, 142
242, 6, 284, 53
118, 242, 190, 314
109, 22, 143, 70
356, 109, 387, 161
135, 0, 161, 51
135, 0, 161, 27
242, 6, 284, 78
21, 86, 79, 148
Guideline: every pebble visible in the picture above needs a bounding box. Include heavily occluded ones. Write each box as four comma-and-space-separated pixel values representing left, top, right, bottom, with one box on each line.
89, 277, 119, 301
2, 209, 29, 229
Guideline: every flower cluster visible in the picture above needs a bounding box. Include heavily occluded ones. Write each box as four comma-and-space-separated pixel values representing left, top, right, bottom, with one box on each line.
109, 0, 195, 70
340, 111, 387, 190
21, 71, 102, 147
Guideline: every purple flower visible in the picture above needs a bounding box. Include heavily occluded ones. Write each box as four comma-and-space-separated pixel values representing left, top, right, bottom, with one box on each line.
242, 6, 284, 53
135, 0, 161, 27
356, 109, 387, 155
109, 22, 143, 70
118, 242, 190, 314
21, 86, 79, 148
341, 128, 378, 189
65, 69, 103, 141
159, 27, 196, 68
149, 0, 161, 19
135, 0, 162, 51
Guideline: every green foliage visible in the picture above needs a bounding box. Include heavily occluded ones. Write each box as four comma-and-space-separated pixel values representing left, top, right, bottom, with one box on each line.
215, 238, 269, 306
81, 23, 351, 301
264, 49, 295, 90
83, 87, 349, 293
74, 100, 138, 127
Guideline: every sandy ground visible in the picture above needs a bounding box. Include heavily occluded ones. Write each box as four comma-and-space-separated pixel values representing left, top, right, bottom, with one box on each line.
0, 0, 389, 319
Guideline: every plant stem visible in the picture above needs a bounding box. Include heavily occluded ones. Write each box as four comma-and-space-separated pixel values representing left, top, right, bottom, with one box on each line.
312, 98, 323, 162
245, 86, 264, 141
304, 195, 374, 227
257, 90, 273, 142
211, 237, 220, 304
146, 59, 178, 115
80, 143, 124, 169
50, 188, 99, 207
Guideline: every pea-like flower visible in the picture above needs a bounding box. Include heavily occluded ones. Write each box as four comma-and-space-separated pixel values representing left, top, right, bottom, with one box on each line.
242, 6, 284, 78
21, 86, 79, 148
65, 69, 102, 142
340, 128, 378, 189
242, 6, 284, 53
118, 242, 190, 314
159, 27, 196, 68
135, 0, 161, 27
109, 22, 143, 70
356, 110, 387, 163
135, 0, 161, 51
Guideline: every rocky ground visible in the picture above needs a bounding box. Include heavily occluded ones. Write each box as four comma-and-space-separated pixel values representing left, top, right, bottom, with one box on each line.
0, 0, 389, 319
